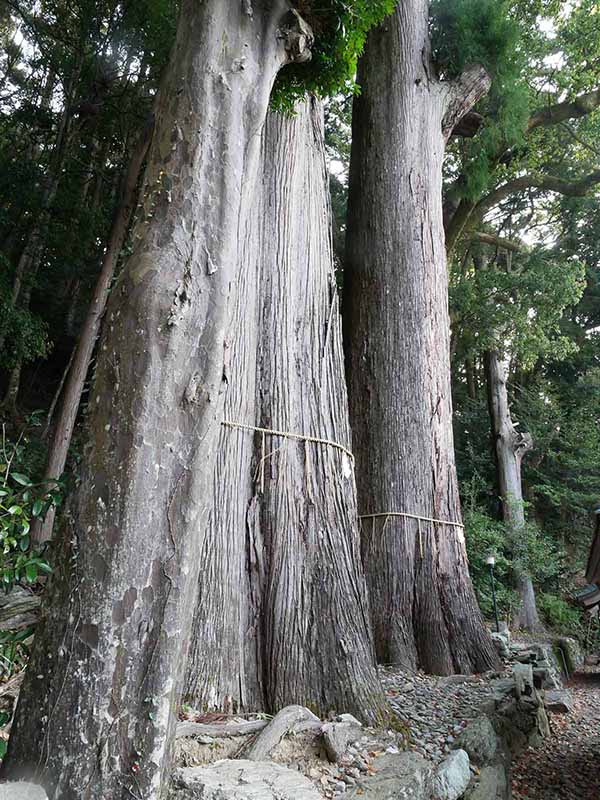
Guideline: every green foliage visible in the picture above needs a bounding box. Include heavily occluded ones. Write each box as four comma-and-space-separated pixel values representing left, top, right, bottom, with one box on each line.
272, 0, 395, 111
433, 0, 531, 201
0, 430, 58, 592
464, 506, 517, 621
0, 289, 51, 372
430, 0, 521, 79
538, 592, 582, 635
464, 502, 568, 627
0, 626, 34, 681
451, 245, 586, 369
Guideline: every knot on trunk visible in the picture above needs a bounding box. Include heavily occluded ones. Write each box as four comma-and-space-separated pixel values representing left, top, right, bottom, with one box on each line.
514, 429, 533, 461
279, 9, 314, 63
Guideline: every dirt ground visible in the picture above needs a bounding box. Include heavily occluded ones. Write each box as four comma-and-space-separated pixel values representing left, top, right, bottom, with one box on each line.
512, 668, 600, 800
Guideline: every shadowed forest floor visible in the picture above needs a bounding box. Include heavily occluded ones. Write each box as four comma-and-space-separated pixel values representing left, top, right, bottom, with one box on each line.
512, 667, 600, 800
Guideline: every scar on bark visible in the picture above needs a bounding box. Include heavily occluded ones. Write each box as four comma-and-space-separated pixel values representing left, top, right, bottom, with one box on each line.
279, 10, 314, 64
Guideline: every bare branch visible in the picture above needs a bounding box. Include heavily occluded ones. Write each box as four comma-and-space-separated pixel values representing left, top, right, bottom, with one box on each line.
527, 88, 600, 131
474, 169, 600, 220
560, 121, 600, 158
472, 231, 522, 252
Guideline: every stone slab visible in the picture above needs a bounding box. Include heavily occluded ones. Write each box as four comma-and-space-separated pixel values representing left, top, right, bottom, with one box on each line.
170, 760, 321, 800
0, 783, 48, 800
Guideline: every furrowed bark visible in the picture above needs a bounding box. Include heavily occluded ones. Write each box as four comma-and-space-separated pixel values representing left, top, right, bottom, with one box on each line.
184, 99, 386, 724
256, 101, 385, 719
484, 349, 541, 632
344, 2, 498, 674
3, 3, 310, 797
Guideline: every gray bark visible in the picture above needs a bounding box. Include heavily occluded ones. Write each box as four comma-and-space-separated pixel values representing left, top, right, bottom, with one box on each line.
3, 3, 312, 797
344, 2, 498, 674
184, 99, 386, 723
484, 349, 541, 632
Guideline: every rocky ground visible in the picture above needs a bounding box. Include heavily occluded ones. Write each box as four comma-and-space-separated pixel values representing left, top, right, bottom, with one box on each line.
176, 666, 509, 797
381, 666, 501, 763
2, 634, 599, 800
512, 666, 600, 800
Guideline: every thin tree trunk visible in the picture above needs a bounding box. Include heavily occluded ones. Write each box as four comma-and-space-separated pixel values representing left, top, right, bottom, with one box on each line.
32, 114, 155, 545
466, 357, 477, 400
484, 348, 542, 631
344, 2, 498, 674
3, 4, 313, 797
1, 279, 36, 413
42, 346, 76, 439
184, 98, 386, 724
0, 64, 79, 354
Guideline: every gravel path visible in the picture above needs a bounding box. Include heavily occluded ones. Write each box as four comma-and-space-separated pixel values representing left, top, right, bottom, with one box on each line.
381, 667, 498, 762
512, 668, 600, 800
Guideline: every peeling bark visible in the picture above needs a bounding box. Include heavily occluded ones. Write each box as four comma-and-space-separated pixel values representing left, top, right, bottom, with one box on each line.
3, 3, 312, 797
184, 99, 385, 724
344, 3, 498, 674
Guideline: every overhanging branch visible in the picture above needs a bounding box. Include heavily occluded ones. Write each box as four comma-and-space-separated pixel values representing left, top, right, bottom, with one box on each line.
528, 88, 600, 131
474, 169, 600, 220
471, 231, 522, 252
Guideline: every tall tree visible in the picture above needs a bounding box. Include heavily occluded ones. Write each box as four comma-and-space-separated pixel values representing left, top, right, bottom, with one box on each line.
343, 1, 499, 673
451, 237, 586, 628
3, 3, 314, 796
184, 98, 385, 722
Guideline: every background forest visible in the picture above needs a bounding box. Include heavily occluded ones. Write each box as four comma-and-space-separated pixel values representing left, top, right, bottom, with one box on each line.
0, 0, 599, 792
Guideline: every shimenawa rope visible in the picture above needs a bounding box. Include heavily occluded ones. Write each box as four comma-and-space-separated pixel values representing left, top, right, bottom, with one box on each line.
221, 420, 464, 535
221, 419, 354, 462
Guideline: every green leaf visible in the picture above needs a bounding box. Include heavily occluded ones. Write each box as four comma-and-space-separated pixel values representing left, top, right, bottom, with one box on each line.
0, 740, 7, 759
20, 536, 30, 551
25, 564, 37, 583
11, 473, 31, 486
7, 505, 22, 516
32, 499, 43, 516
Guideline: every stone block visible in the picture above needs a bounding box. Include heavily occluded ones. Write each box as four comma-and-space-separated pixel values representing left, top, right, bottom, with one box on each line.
432, 749, 470, 800
322, 720, 363, 762
346, 752, 432, 800
454, 716, 497, 766
544, 689, 574, 714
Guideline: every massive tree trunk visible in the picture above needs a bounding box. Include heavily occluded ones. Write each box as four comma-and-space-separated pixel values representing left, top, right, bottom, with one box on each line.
184, 98, 386, 723
3, 4, 313, 797
484, 348, 542, 631
344, 2, 498, 674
